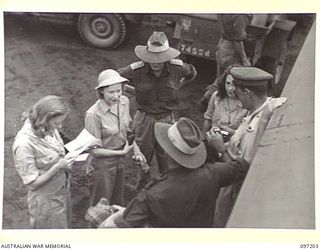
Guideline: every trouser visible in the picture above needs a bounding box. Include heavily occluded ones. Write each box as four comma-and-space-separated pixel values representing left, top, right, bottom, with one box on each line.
215, 38, 242, 77
87, 156, 125, 207
28, 181, 70, 229
200, 38, 242, 108
213, 180, 243, 227
132, 110, 175, 189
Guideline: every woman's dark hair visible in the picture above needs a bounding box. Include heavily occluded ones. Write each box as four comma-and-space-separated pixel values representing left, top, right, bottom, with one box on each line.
23, 95, 70, 137
216, 71, 228, 99
216, 64, 245, 99
97, 88, 105, 99
216, 67, 235, 99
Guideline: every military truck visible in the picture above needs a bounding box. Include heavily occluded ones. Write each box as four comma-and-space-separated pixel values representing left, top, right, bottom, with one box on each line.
168, 14, 296, 90
15, 13, 296, 93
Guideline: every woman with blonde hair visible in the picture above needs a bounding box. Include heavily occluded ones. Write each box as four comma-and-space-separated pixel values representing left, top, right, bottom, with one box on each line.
12, 95, 76, 229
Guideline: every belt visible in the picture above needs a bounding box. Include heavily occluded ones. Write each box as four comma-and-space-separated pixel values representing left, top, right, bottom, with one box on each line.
222, 37, 245, 43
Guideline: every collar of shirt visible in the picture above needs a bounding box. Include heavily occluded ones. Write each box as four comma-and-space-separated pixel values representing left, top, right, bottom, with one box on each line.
98, 97, 126, 115
17, 119, 65, 155
244, 97, 271, 124
20, 119, 36, 136
146, 62, 170, 77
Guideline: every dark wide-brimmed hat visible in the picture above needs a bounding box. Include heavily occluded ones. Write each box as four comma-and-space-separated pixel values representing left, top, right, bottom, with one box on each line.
135, 31, 180, 63
95, 69, 129, 90
154, 117, 207, 169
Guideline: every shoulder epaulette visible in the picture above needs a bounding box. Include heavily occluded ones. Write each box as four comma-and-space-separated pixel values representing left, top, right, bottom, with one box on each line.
130, 61, 145, 70
170, 58, 183, 66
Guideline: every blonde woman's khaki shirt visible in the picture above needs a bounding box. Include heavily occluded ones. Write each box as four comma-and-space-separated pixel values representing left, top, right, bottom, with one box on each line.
12, 120, 66, 194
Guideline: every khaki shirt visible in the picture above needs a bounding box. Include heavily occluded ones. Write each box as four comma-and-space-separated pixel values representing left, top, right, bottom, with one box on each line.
204, 91, 248, 130
85, 96, 132, 150
220, 14, 250, 41
12, 119, 66, 194
227, 97, 287, 163
118, 60, 196, 115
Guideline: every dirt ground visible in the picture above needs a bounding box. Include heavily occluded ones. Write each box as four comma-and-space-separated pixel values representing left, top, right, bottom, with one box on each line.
2, 13, 314, 229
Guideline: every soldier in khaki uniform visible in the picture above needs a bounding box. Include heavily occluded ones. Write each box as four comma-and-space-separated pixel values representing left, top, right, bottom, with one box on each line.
118, 31, 197, 188
206, 67, 287, 227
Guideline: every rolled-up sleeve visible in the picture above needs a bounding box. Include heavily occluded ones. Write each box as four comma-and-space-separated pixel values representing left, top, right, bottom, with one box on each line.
117, 66, 134, 83
204, 93, 216, 120
232, 15, 248, 41
181, 63, 197, 80
85, 112, 102, 140
12, 144, 39, 185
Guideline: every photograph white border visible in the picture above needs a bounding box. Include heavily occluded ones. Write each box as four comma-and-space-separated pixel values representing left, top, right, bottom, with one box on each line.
0, 0, 319, 248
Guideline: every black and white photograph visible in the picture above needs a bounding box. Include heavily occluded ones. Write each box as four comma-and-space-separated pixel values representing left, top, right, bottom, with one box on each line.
0, 2, 318, 248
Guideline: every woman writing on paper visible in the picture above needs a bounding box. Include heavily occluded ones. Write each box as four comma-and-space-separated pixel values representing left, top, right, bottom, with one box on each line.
85, 69, 146, 208
12, 95, 76, 229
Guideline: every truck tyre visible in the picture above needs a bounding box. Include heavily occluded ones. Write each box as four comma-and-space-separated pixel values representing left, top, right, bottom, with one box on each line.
77, 13, 127, 49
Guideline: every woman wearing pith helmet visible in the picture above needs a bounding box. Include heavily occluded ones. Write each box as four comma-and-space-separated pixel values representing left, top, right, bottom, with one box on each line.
84, 69, 146, 210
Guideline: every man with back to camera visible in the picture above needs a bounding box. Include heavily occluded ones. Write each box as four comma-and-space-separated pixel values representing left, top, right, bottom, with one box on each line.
99, 117, 249, 228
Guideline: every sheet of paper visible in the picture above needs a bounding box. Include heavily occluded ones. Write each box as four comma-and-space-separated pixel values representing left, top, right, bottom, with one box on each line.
65, 128, 101, 154
65, 148, 89, 162
74, 153, 89, 162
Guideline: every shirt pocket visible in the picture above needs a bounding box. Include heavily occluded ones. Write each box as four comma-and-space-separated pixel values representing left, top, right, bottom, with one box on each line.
211, 114, 222, 127
135, 82, 154, 104
101, 124, 118, 137
158, 80, 178, 102
231, 108, 247, 129
34, 152, 60, 171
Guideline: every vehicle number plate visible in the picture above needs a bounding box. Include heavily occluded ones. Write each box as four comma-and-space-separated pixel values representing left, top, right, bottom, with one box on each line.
178, 42, 211, 57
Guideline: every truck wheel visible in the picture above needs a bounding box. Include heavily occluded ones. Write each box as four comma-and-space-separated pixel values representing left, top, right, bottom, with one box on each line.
77, 14, 127, 49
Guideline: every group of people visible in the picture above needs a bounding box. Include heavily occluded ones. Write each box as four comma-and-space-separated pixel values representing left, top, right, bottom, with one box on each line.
12, 18, 287, 229
200, 13, 283, 107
